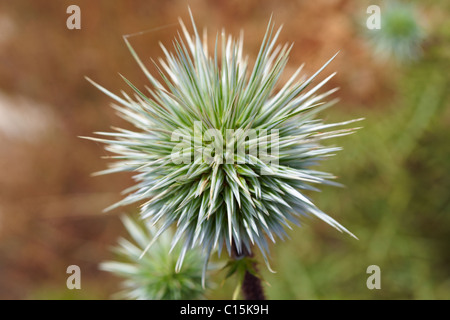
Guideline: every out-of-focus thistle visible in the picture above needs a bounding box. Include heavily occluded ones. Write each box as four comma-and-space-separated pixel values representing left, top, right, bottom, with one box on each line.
100, 216, 207, 300
366, 1, 424, 62
85, 11, 360, 298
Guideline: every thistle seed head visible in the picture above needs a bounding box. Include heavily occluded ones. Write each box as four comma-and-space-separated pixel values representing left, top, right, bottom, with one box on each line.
87, 12, 359, 278
367, 1, 424, 61
100, 216, 207, 300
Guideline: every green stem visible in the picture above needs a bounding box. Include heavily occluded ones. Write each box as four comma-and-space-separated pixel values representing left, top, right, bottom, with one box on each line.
231, 245, 266, 300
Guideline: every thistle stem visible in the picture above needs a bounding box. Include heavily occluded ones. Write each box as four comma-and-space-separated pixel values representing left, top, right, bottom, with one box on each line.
231, 245, 266, 300
242, 265, 266, 300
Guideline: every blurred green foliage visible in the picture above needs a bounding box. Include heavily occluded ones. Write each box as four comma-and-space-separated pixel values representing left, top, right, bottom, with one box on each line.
252, 11, 450, 300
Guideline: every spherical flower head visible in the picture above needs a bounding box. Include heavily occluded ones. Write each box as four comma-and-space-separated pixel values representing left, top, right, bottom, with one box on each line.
86, 13, 360, 278
100, 216, 207, 300
367, 1, 425, 62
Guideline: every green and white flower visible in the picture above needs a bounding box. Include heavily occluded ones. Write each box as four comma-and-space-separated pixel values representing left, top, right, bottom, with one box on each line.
100, 215, 207, 300
366, 1, 424, 61
86, 12, 360, 281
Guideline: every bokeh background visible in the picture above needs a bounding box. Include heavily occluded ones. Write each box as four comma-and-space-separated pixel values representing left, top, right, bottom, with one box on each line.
0, 0, 449, 299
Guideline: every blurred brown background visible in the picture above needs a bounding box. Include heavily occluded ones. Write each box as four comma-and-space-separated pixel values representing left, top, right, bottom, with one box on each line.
0, 0, 448, 299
